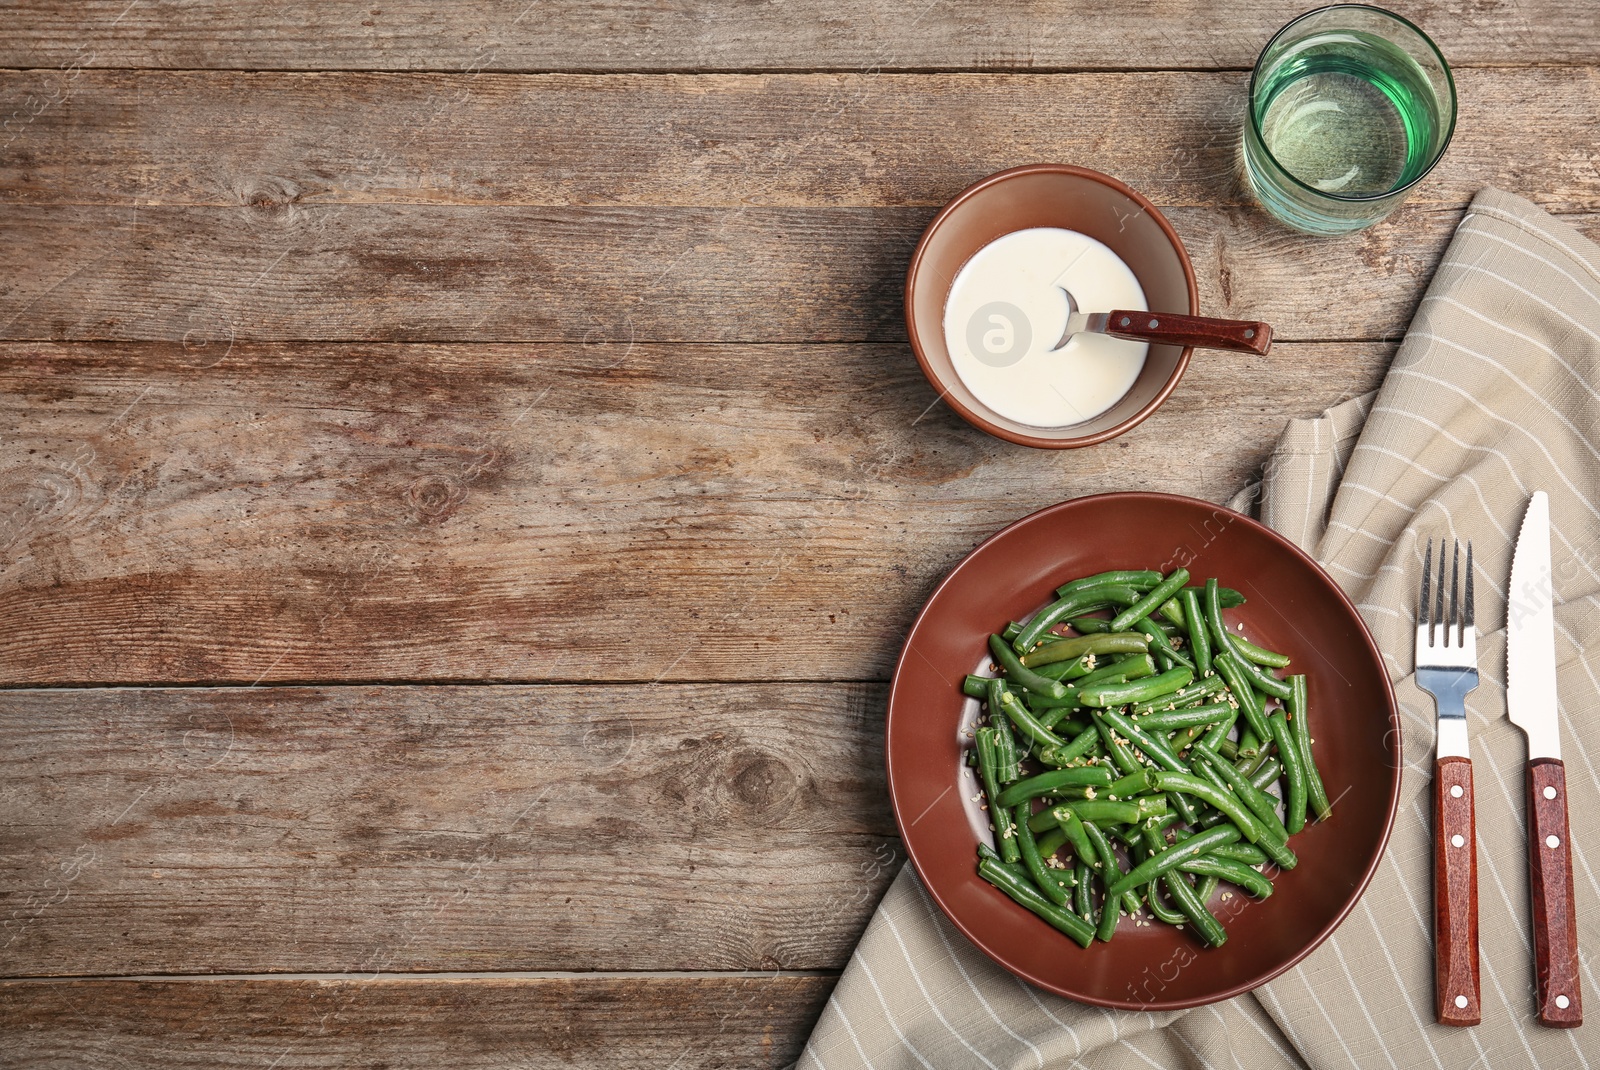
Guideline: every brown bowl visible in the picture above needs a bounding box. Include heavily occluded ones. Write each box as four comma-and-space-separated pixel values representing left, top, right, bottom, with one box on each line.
885, 492, 1401, 1009
905, 164, 1200, 448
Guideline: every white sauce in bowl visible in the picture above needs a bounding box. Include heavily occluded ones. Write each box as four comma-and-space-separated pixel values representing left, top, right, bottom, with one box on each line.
941, 227, 1148, 428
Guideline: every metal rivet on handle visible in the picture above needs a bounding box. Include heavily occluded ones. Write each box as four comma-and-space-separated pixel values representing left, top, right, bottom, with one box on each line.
1451, 834, 1465, 848
1147, 318, 1159, 329
1119, 316, 1132, 327
1547, 835, 1561, 849
1544, 786, 1558, 800
1455, 995, 1468, 1009
1450, 785, 1463, 798
1244, 328, 1255, 338
1557, 995, 1571, 1009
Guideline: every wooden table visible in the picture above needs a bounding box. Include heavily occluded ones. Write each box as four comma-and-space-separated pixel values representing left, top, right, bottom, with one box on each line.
2, 3, 1596, 1065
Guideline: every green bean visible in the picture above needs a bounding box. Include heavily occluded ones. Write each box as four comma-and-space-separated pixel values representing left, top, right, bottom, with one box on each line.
1013, 585, 1141, 655
1107, 770, 1157, 799
1048, 799, 1144, 827
1134, 701, 1235, 733
1232, 650, 1294, 701
1194, 747, 1289, 844
994, 766, 1116, 808
1178, 588, 1213, 677
1078, 666, 1194, 709
1132, 617, 1196, 671
1128, 675, 1230, 716
1071, 615, 1183, 639
1055, 570, 1162, 599
1109, 568, 1191, 632
1164, 869, 1227, 946
1032, 654, 1094, 681
1015, 803, 1069, 906
1203, 577, 1245, 662
978, 856, 1095, 948
1187, 584, 1246, 608
963, 674, 992, 698
1096, 707, 1190, 773
1092, 712, 1143, 777
1021, 632, 1149, 668
1081, 820, 1134, 941
1078, 653, 1157, 687
974, 728, 1021, 863
1232, 635, 1291, 668
1288, 675, 1332, 821
1268, 710, 1308, 835
1249, 756, 1283, 791
1211, 652, 1269, 741
1179, 855, 1274, 898
1148, 771, 1267, 844
989, 634, 1069, 700
1208, 842, 1269, 866
990, 681, 1069, 751
1146, 879, 1190, 924
1074, 860, 1096, 923
986, 681, 1022, 782
1195, 702, 1238, 752
1106, 823, 1241, 902
1036, 728, 1101, 767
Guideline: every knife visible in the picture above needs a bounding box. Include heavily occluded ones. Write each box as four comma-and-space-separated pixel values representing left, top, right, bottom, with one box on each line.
1507, 490, 1583, 1027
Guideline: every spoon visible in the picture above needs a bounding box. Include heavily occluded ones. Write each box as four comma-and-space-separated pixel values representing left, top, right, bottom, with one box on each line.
1052, 287, 1273, 355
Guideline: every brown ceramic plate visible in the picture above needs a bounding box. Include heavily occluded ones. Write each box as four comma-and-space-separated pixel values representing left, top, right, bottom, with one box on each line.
886, 492, 1400, 1010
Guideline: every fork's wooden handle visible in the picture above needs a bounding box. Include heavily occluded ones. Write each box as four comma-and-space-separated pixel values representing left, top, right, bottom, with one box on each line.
1101, 310, 1273, 355
1435, 756, 1481, 1026
1528, 758, 1582, 1027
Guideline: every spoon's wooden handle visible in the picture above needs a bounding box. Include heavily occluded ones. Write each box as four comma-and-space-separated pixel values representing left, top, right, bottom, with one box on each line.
1102, 310, 1273, 355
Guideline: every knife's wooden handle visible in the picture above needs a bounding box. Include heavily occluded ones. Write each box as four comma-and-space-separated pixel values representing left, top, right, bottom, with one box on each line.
1101, 310, 1273, 355
1435, 756, 1481, 1026
1529, 758, 1583, 1027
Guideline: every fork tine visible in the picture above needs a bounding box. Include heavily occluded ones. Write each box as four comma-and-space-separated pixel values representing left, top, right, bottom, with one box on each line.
1464, 542, 1474, 630
1435, 539, 1447, 647
1420, 536, 1434, 639
1449, 540, 1461, 647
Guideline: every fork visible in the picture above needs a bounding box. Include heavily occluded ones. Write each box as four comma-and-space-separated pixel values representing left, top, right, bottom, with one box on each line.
1415, 537, 1481, 1027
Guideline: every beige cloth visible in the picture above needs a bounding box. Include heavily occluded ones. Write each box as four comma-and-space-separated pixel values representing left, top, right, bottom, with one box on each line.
802, 189, 1600, 1069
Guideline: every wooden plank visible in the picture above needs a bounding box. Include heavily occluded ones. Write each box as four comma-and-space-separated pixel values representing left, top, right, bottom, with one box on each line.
4, 69, 1597, 213
0, 340, 1389, 685
0, 0, 1589, 71
0, 975, 832, 1068
4, 201, 1590, 344
0, 684, 895, 975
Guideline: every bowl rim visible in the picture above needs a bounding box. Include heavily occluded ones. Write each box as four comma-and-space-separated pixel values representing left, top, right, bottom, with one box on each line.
904, 164, 1201, 449
884, 491, 1403, 1009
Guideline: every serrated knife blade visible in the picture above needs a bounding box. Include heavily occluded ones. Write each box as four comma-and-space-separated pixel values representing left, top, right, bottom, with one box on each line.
1506, 490, 1582, 1027
1507, 490, 1559, 759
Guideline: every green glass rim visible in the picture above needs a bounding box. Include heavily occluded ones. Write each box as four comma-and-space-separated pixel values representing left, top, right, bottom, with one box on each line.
1247, 3, 1458, 205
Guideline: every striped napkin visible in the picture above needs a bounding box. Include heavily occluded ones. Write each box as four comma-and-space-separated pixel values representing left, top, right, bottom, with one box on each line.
801, 188, 1600, 1069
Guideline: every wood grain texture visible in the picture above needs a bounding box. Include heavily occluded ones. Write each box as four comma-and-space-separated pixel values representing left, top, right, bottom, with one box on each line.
0, 684, 895, 976
4, 70, 1597, 213
0, 975, 832, 1068
5, 201, 1584, 344
0, 1, 1590, 71
1527, 758, 1582, 1026
0, 340, 1391, 685
1434, 756, 1480, 1027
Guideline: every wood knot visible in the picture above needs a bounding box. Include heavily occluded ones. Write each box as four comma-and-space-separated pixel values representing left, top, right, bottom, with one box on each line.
234, 175, 305, 227
728, 753, 801, 817
405, 476, 466, 523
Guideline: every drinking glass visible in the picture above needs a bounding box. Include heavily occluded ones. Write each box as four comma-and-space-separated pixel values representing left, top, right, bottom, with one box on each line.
1242, 5, 1456, 235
